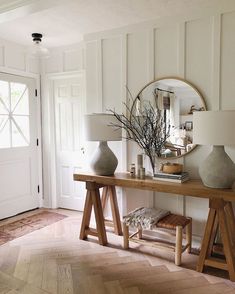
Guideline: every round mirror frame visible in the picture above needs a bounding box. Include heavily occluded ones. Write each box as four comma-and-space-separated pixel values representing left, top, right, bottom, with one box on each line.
131, 76, 207, 159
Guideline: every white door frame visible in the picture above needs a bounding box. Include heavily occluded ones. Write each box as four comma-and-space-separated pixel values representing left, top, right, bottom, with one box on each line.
43, 71, 85, 209
0, 67, 43, 208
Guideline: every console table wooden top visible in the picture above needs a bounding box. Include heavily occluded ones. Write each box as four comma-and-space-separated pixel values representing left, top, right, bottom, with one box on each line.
73, 172, 235, 281
73, 172, 235, 202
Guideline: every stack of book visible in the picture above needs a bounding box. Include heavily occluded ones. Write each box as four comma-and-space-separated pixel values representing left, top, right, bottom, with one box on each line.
153, 171, 189, 183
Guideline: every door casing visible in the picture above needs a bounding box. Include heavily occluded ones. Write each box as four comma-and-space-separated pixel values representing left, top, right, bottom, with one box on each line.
44, 71, 85, 209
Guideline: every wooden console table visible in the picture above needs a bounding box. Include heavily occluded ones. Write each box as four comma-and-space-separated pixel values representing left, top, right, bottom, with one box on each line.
73, 172, 235, 281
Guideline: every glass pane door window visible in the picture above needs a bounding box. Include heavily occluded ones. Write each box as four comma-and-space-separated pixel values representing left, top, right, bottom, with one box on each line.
0, 80, 30, 148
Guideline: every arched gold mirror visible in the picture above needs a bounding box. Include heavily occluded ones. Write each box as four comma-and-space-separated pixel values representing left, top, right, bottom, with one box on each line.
131, 77, 207, 159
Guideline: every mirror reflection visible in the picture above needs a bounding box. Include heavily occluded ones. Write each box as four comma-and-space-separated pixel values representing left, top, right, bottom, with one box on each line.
132, 78, 206, 158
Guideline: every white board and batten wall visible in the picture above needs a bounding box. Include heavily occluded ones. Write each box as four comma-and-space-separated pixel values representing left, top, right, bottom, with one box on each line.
0, 38, 40, 74
41, 43, 86, 209
82, 3, 235, 239
41, 44, 123, 214
41, 2, 235, 239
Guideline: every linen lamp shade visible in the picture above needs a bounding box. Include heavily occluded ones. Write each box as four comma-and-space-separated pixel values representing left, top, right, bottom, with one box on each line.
84, 114, 121, 176
84, 114, 121, 142
193, 111, 235, 146
193, 110, 235, 188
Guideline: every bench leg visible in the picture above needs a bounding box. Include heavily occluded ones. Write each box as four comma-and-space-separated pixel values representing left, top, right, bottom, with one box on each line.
123, 223, 129, 249
138, 227, 142, 239
186, 219, 192, 253
175, 226, 182, 266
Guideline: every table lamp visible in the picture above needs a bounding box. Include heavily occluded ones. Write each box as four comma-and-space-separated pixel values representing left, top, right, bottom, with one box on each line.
84, 113, 122, 176
193, 110, 235, 188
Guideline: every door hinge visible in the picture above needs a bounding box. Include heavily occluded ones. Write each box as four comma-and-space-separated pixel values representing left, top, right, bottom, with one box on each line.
36, 138, 39, 146
37, 185, 40, 194
35, 89, 38, 97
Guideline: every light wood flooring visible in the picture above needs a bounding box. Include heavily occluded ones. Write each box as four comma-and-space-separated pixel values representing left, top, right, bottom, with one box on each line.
0, 208, 235, 294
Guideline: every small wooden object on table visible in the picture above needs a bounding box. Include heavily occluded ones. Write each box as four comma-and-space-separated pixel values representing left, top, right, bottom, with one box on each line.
123, 213, 192, 266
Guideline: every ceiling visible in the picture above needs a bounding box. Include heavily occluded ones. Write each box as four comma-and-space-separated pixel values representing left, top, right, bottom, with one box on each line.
0, 0, 226, 48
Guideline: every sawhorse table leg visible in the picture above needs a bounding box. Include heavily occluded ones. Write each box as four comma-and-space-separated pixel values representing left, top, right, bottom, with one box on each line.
197, 198, 235, 281
80, 182, 122, 245
80, 181, 107, 245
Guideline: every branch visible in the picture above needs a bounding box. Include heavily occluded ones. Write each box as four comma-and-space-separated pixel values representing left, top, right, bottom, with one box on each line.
108, 90, 170, 172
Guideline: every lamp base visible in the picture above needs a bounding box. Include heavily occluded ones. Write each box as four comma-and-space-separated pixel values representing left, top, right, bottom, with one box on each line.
199, 146, 235, 189
90, 141, 118, 176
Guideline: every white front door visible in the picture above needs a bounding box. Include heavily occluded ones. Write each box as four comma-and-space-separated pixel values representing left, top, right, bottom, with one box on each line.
54, 76, 86, 211
0, 73, 40, 219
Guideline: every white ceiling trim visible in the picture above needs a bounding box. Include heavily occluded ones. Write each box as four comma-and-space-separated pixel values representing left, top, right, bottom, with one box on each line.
0, 0, 235, 48
0, 0, 68, 24
0, 0, 36, 13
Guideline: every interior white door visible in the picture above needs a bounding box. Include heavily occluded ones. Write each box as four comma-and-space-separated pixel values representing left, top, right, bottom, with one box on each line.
0, 73, 40, 219
54, 76, 86, 211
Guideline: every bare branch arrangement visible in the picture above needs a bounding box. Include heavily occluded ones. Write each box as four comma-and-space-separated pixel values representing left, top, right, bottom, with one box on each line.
109, 96, 170, 173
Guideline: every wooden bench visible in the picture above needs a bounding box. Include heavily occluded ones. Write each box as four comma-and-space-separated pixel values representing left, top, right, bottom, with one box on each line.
123, 213, 192, 266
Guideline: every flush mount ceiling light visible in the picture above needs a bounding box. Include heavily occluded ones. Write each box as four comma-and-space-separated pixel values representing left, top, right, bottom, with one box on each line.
27, 33, 50, 59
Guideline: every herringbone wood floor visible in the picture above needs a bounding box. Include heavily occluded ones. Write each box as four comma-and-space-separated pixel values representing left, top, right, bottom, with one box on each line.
0, 208, 235, 294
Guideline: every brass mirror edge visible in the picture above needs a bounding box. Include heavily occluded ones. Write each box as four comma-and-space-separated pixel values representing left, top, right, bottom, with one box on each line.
130, 76, 207, 160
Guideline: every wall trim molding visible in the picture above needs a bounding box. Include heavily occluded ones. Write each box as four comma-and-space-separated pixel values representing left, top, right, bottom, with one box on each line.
84, 1, 235, 42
